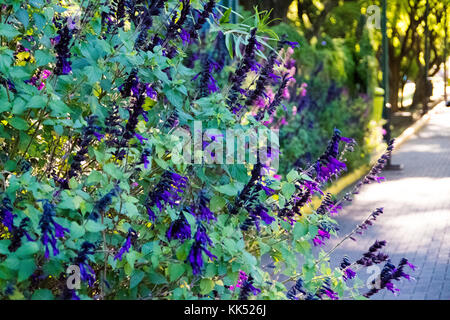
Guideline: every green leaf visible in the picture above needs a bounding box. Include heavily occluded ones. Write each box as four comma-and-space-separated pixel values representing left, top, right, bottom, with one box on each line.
165, 89, 183, 108
242, 251, 257, 267
34, 50, 53, 66
9, 118, 29, 130
103, 163, 121, 179
85, 220, 106, 233
70, 221, 85, 239
5, 160, 16, 171
16, 9, 30, 29
286, 170, 299, 183
26, 95, 47, 109
293, 222, 308, 240
130, 270, 145, 289
168, 264, 185, 282
18, 259, 36, 282
281, 182, 296, 200
308, 225, 318, 238
154, 157, 168, 170
223, 238, 236, 254
210, 195, 226, 212
148, 272, 167, 284
214, 183, 240, 196
126, 250, 138, 267
220, 8, 232, 24
258, 241, 270, 255
199, 278, 215, 295
124, 202, 139, 218
0, 23, 20, 39
31, 289, 54, 300
87, 170, 103, 185
16, 242, 39, 257
4, 257, 20, 270
0, 240, 10, 255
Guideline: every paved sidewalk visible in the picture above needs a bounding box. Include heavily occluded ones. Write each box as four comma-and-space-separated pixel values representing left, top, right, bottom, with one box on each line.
326, 102, 450, 300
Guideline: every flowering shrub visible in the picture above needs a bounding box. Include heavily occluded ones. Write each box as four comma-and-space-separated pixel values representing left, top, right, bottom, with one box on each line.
0, 0, 413, 300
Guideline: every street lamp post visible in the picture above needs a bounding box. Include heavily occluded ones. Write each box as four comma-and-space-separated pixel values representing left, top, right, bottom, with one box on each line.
424, 0, 430, 114
381, 0, 402, 170
445, 1, 449, 105
222, 0, 238, 24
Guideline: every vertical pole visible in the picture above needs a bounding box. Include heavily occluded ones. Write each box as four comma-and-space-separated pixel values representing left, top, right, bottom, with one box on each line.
381, 0, 391, 143
381, 0, 402, 170
424, 0, 430, 114
444, 1, 448, 103
222, 0, 238, 24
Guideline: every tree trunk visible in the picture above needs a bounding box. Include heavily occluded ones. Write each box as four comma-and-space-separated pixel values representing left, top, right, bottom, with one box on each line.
389, 68, 400, 112
412, 77, 425, 108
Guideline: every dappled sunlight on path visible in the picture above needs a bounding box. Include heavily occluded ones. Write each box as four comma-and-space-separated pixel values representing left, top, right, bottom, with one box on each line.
326, 102, 450, 300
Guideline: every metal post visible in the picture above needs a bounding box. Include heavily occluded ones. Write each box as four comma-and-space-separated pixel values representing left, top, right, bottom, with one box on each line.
423, 0, 430, 114
381, 0, 390, 134
222, 0, 238, 24
445, 1, 448, 105
381, 0, 402, 170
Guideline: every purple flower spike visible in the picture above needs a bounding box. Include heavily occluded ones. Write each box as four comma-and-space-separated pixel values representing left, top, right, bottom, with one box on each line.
187, 221, 217, 275
114, 228, 137, 261
38, 200, 70, 259
93, 132, 104, 141
344, 268, 356, 281
166, 212, 191, 242
135, 133, 148, 144
145, 84, 157, 99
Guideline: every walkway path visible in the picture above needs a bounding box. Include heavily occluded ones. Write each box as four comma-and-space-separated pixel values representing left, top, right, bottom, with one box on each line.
326, 101, 450, 300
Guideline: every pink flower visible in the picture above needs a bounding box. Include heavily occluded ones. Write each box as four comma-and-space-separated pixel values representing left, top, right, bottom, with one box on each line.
255, 96, 266, 108
41, 70, 51, 80
229, 270, 248, 292
292, 105, 297, 116
273, 174, 281, 180
282, 88, 290, 100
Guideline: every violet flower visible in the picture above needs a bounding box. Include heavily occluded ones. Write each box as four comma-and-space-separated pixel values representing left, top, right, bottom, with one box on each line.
145, 170, 188, 222
312, 228, 330, 247
255, 74, 292, 121
318, 278, 339, 300
228, 28, 258, 112
8, 217, 35, 252
313, 129, 351, 183
353, 208, 384, 239
166, 211, 191, 242
0, 197, 15, 231
89, 186, 120, 221
38, 200, 70, 259
52, 18, 75, 75
230, 270, 248, 291
286, 278, 306, 300
74, 242, 96, 286
187, 0, 216, 41
194, 192, 216, 223
238, 275, 261, 300
114, 228, 137, 261
68, 115, 102, 180
135, 133, 148, 144
187, 222, 217, 275
141, 148, 151, 169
